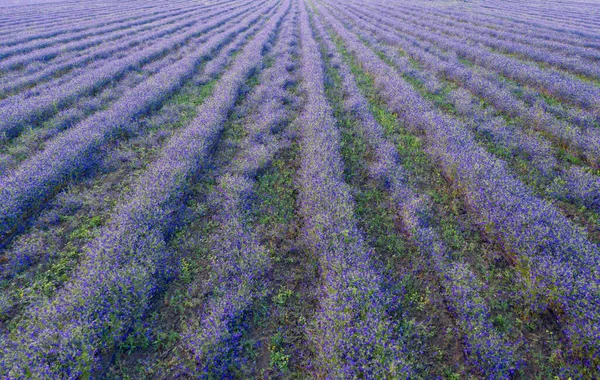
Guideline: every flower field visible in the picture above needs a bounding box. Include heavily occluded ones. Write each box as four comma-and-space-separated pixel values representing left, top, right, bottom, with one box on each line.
0, 0, 599, 378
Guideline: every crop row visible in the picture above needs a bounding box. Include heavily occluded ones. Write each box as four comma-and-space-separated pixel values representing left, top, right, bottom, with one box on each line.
474, 1, 600, 34
0, 4, 269, 343
316, 0, 600, 362
379, 2, 600, 74
0, 0, 287, 377
0, 1, 234, 73
389, 2, 600, 58
311, 8, 521, 377
0, 0, 266, 141
0, 1, 252, 101
184, 6, 298, 374
0, 0, 205, 51
344, 2, 600, 116
0, 8, 200, 97
326, 2, 600, 216
297, 4, 413, 378
1, 0, 598, 377
0, 0, 274, 248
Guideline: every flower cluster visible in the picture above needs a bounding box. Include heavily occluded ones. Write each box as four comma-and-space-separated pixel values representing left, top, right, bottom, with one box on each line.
299, 4, 413, 378
183, 2, 296, 374
318, 0, 600, 363
0, 1, 207, 57
313, 11, 520, 378
331, 3, 600, 214
0, 3, 271, 245
0, 0, 261, 141
0, 1, 247, 97
0, 1, 286, 377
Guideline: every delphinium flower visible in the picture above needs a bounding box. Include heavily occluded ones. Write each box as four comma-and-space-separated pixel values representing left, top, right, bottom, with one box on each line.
0, 2, 286, 377
0, 4, 214, 72
0, 4, 268, 282
318, 0, 600, 362
313, 12, 520, 378
334, 9, 600, 215
184, 4, 297, 375
0, 2, 247, 97
341, 0, 600, 115
298, 3, 413, 378
0, 1, 259, 141
342, 3, 600, 163
0, 4, 271, 244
